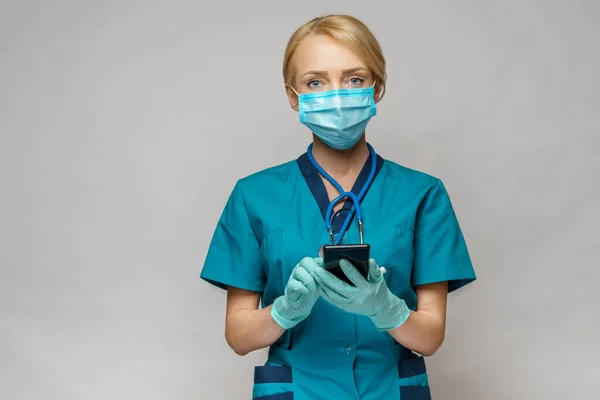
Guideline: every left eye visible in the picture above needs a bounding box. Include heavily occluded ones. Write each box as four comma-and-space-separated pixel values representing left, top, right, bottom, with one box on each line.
349, 77, 364, 85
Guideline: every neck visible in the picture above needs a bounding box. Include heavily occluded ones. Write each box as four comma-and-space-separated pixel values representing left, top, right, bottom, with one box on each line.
311, 135, 370, 179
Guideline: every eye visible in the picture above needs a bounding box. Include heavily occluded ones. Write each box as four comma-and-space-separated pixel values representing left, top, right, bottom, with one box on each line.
307, 80, 322, 89
348, 77, 365, 86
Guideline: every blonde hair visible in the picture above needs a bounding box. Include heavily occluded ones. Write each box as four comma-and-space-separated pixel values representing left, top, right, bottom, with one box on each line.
283, 15, 387, 101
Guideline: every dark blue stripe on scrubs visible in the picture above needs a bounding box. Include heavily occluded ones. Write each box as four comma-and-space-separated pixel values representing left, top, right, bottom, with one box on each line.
399, 385, 431, 399
296, 151, 384, 236
397, 356, 427, 378
254, 393, 294, 400
254, 366, 293, 384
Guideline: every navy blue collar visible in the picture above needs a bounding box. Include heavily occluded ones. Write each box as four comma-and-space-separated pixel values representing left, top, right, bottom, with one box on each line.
297, 152, 384, 235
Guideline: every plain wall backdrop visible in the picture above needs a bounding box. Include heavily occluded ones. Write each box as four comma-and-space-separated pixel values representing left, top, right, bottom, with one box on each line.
1, 1, 599, 399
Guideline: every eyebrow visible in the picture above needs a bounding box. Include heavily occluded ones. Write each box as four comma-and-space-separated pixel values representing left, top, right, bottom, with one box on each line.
342, 67, 368, 74
301, 67, 368, 78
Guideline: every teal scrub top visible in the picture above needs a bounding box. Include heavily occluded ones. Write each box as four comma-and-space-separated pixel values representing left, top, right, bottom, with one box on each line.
201, 149, 476, 400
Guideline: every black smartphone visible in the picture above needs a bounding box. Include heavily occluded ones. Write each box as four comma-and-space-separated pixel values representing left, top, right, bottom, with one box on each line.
322, 244, 370, 286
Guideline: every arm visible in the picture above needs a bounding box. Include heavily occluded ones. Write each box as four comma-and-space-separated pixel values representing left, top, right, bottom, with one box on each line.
387, 281, 448, 356
224, 257, 322, 356
225, 287, 284, 356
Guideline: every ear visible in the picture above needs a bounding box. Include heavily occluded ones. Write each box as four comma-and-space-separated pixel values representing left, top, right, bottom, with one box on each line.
374, 81, 384, 103
286, 86, 299, 111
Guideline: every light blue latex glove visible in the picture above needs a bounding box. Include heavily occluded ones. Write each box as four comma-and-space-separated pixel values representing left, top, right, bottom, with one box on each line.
271, 257, 321, 330
312, 258, 411, 331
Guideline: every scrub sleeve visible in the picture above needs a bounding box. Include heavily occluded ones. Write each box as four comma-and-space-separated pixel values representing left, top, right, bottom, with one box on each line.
412, 179, 476, 291
201, 180, 265, 292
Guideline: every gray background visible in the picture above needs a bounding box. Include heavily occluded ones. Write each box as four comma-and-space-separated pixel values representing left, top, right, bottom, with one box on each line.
1, 1, 599, 399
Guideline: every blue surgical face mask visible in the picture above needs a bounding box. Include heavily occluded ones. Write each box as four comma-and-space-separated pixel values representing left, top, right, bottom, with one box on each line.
291, 85, 377, 150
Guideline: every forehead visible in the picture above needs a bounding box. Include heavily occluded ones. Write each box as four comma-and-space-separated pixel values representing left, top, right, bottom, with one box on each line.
294, 34, 367, 74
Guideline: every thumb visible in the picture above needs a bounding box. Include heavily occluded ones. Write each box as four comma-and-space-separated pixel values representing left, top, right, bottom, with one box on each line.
367, 258, 382, 282
339, 259, 368, 287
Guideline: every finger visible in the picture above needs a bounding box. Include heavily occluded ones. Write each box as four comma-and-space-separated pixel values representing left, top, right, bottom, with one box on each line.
367, 258, 382, 282
295, 266, 318, 293
287, 278, 309, 295
291, 259, 311, 281
313, 267, 358, 299
318, 282, 351, 304
299, 257, 319, 274
380, 266, 387, 275
339, 259, 369, 287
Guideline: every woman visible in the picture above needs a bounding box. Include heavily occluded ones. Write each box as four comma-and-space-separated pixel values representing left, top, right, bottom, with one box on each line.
201, 15, 476, 400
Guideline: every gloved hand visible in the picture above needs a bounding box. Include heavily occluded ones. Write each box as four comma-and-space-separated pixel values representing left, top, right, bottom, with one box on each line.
271, 257, 321, 329
312, 258, 410, 331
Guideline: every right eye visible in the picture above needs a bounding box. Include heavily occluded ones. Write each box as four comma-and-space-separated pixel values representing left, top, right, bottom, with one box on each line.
307, 80, 322, 89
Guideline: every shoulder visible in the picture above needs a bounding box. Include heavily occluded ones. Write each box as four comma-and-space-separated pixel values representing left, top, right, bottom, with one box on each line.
237, 160, 297, 189
231, 160, 298, 207
382, 160, 462, 221
382, 159, 441, 192
228, 160, 299, 236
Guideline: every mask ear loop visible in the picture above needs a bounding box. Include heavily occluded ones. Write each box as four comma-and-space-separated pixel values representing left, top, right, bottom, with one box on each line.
286, 84, 300, 97
286, 84, 301, 112
371, 80, 379, 111
372, 80, 384, 103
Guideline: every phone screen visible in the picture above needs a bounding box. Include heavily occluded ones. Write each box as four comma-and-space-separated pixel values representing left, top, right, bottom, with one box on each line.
322, 244, 370, 286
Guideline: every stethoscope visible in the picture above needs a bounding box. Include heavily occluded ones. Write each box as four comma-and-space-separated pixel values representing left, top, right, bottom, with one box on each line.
306, 143, 377, 245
